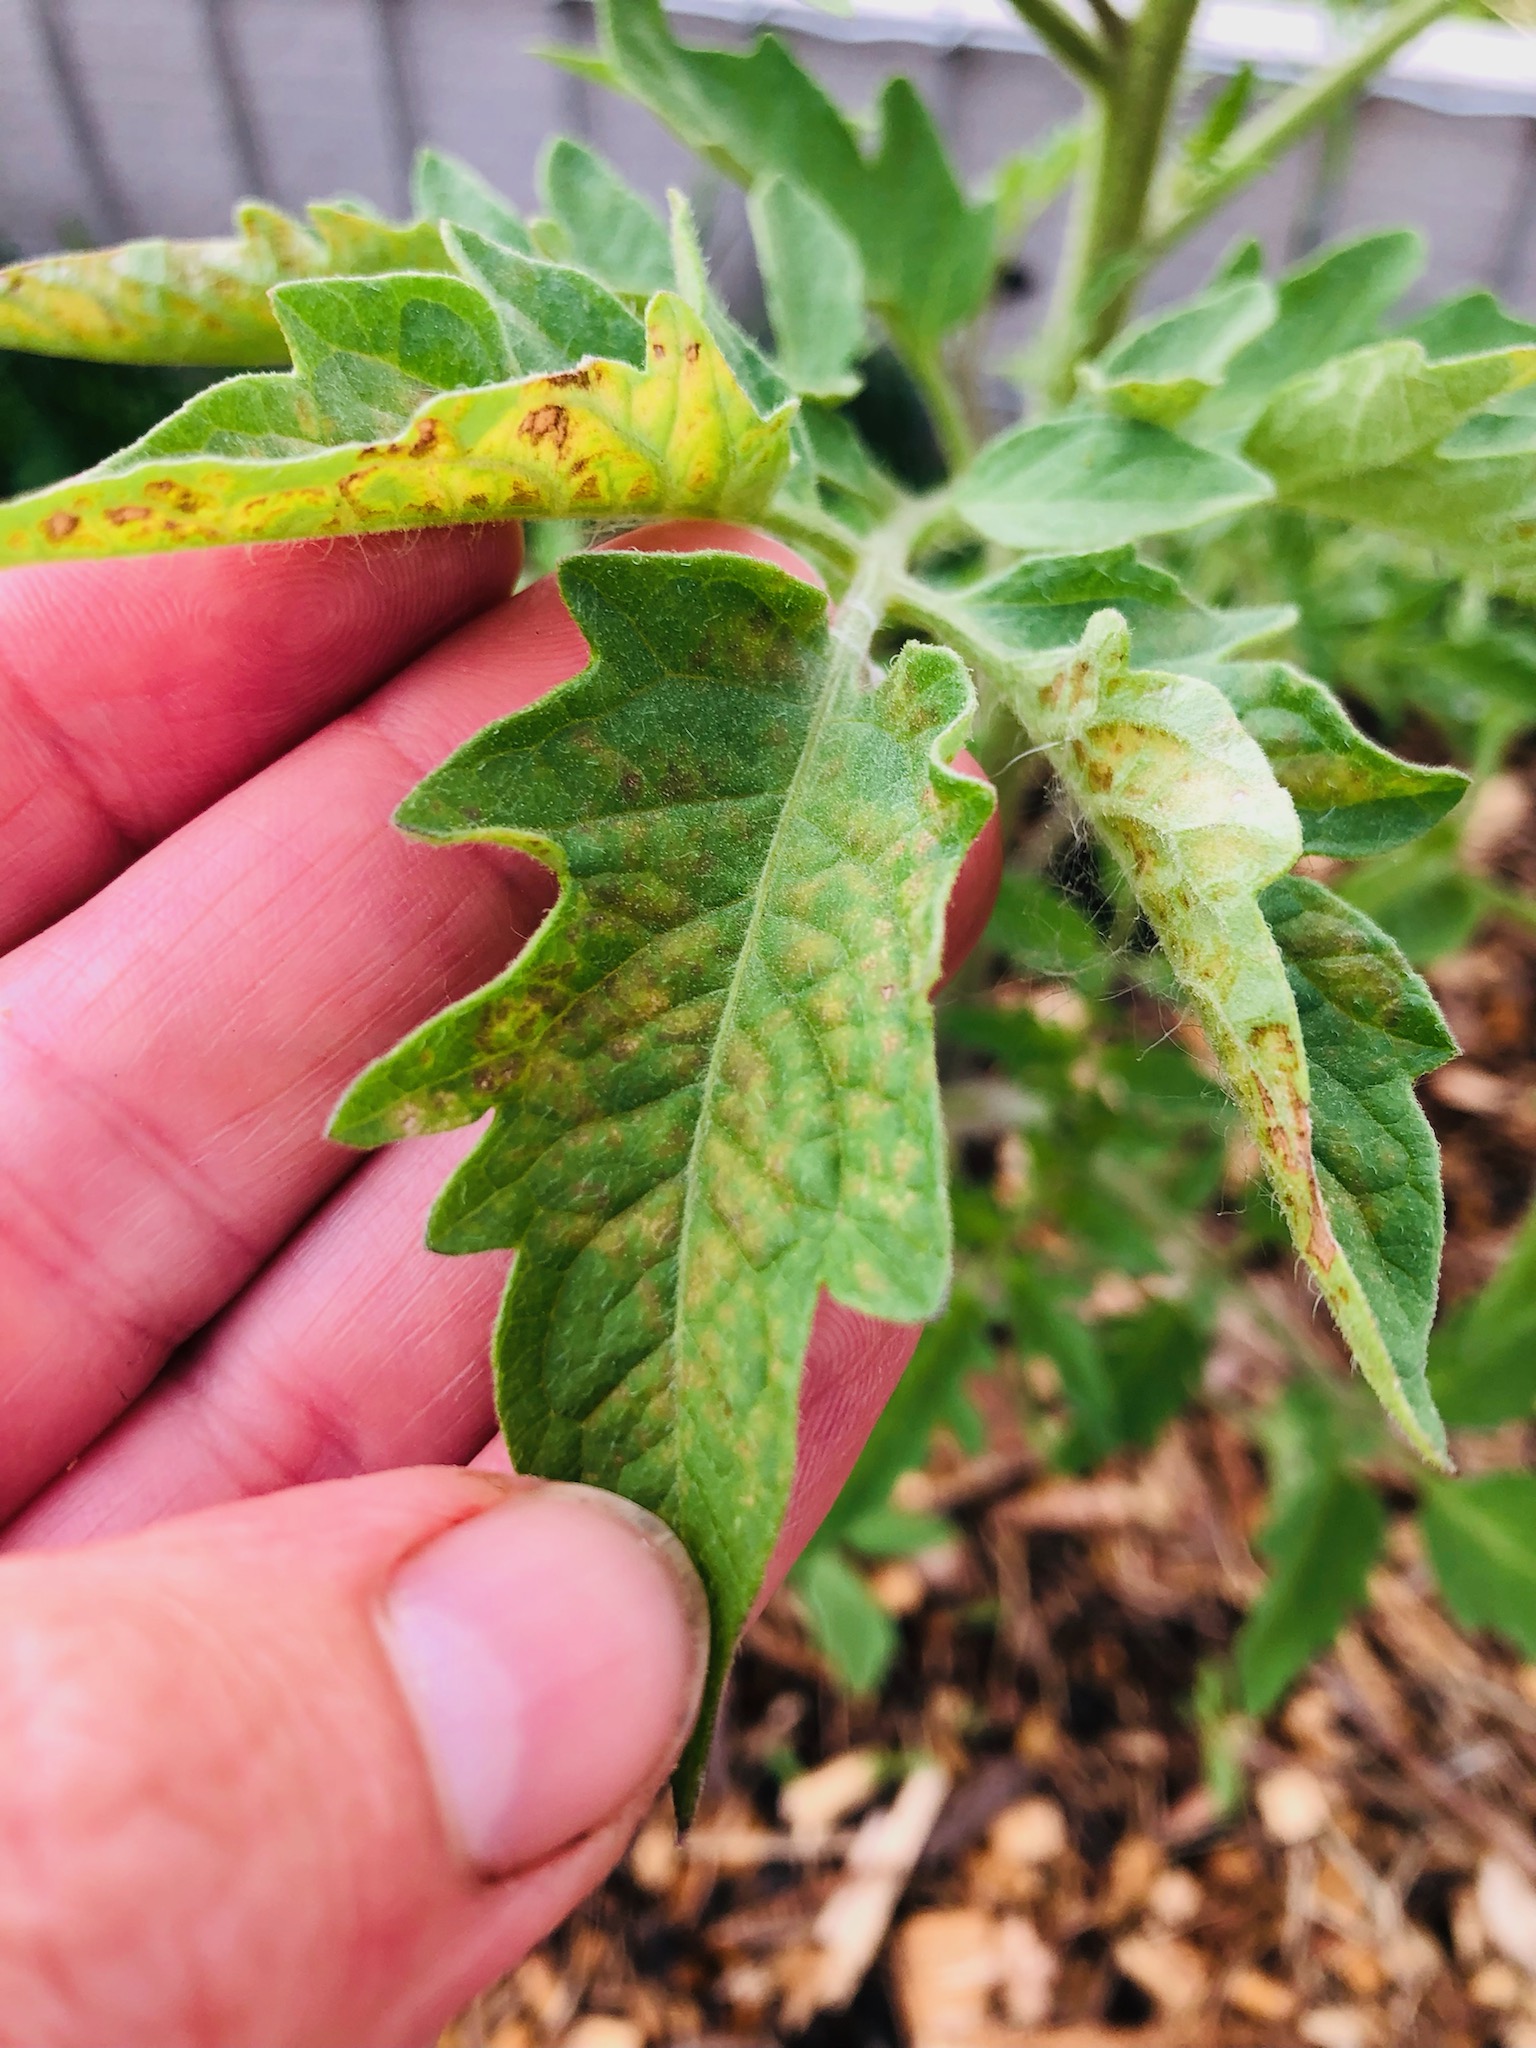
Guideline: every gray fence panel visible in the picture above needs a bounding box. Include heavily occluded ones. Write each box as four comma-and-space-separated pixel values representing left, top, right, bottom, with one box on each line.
2, 0, 1536, 327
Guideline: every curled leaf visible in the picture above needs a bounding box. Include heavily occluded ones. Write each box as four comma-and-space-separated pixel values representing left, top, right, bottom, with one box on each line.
0, 289, 795, 563
961, 605, 1451, 1462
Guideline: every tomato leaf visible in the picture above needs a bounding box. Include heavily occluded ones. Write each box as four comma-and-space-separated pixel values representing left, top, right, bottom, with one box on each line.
1202, 660, 1469, 856
330, 549, 992, 1810
954, 417, 1271, 552
1261, 875, 1457, 1460
928, 589, 1454, 1462
748, 175, 866, 401
576, 0, 993, 349
1081, 277, 1275, 427
0, 285, 794, 563
1422, 1473, 1536, 1659
1247, 337, 1536, 497
537, 139, 675, 298
1238, 1466, 1385, 1713
0, 191, 479, 369
1430, 1196, 1536, 1429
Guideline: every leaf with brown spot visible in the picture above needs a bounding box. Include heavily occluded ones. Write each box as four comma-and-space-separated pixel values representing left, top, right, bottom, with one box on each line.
0, 287, 794, 563
0, 198, 459, 368
919, 591, 1452, 1465
330, 549, 992, 1812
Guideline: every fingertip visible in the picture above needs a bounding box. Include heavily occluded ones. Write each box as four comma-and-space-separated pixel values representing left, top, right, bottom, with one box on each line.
382, 1482, 708, 1877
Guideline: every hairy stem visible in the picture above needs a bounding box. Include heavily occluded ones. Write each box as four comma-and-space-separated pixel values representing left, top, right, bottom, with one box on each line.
1142, 0, 1455, 262
1005, 0, 1111, 90
1037, 0, 1201, 400
899, 334, 979, 476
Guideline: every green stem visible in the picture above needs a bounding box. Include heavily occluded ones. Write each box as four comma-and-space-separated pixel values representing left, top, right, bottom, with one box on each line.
901, 336, 978, 476
1005, 0, 1111, 89
761, 500, 863, 593
1037, 0, 1201, 400
1142, 0, 1455, 262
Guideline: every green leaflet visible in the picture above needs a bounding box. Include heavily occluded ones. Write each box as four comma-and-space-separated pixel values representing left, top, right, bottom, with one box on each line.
1401, 289, 1536, 362
1080, 277, 1276, 427
1429, 1195, 1536, 1428
411, 147, 532, 253
748, 175, 866, 401
538, 140, 675, 298
955, 417, 1271, 552
330, 550, 992, 1810
962, 607, 1451, 1462
1421, 1473, 1536, 1659
1195, 230, 1422, 433
444, 227, 646, 376
1260, 877, 1456, 1461
990, 125, 1080, 258
788, 1548, 897, 1694
1237, 1377, 1387, 1715
956, 546, 1292, 675
1201, 660, 1468, 856
815, 1297, 989, 1549
0, 287, 794, 563
575, 0, 994, 348
1240, 324, 1536, 594
1246, 338, 1536, 497
0, 197, 458, 369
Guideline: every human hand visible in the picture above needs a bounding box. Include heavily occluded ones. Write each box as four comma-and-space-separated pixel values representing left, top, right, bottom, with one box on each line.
0, 519, 999, 2045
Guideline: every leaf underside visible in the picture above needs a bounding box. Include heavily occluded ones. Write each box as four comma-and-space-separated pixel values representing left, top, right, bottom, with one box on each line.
984, 611, 1453, 1464
330, 549, 992, 1810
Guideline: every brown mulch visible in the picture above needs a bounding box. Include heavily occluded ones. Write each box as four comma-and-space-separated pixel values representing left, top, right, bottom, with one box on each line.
440, 772, 1536, 2048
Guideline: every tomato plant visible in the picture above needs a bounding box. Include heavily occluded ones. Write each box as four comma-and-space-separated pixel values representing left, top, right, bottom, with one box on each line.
5, 0, 1532, 1794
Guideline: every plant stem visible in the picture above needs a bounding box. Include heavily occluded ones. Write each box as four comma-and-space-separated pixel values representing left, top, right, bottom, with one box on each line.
1142, 0, 1455, 262
901, 335, 979, 476
1005, 0, 1111, 90
1037, 0, 1201, 400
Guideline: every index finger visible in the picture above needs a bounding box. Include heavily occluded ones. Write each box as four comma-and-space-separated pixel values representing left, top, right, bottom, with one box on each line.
0, 525, 521, 952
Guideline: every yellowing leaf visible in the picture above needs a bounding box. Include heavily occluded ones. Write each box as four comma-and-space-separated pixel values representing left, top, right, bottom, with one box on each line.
0, 200, 456, 368
331, 549, 992, 1809
0, 292, 795, 563
908, 581, 1454, 1465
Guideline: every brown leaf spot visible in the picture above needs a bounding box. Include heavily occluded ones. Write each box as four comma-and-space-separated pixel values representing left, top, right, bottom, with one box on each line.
684, 340, 700, 364
546, 367, 592, 390
520, 403, 569, 453
651, 341, 666, 360
104, 504, 151, 525
407, 417, 439, 456
42, 511, 78, 542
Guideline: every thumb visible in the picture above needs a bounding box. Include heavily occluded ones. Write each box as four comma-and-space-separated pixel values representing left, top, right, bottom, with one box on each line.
0, 1468, 707, 2048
